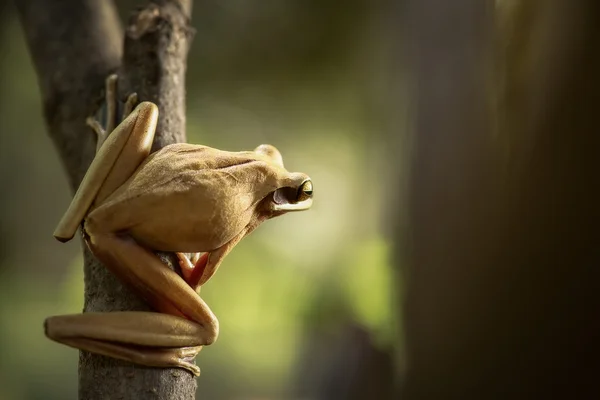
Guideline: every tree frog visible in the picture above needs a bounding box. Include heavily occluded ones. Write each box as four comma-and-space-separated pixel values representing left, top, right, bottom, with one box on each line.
45, 75, 313, 376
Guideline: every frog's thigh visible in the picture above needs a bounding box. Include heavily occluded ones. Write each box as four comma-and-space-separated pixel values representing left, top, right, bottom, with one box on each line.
53, 102, 158, 243
84, 229, 219, 345
45, 312, 203, 375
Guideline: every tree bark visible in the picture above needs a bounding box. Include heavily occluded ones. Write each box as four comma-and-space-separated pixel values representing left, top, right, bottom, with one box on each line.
399, 0, 600, 399
18, 1, 196, 398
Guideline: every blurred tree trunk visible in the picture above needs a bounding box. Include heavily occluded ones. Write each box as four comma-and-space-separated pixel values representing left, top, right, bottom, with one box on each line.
17, 1, 196, 399
398, 0, 600, 398
293, 304, 395, 400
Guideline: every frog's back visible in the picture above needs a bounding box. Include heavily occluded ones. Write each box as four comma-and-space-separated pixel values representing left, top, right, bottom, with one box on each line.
105, 143, 258, 201
87, 143, 263, 250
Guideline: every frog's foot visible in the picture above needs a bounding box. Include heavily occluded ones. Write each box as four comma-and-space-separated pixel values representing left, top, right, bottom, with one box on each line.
175, 228, 250, 291
65, 339, 202, 376
87, 74, 139, 152
176, 346, 204, 375
177, 252, 209, 291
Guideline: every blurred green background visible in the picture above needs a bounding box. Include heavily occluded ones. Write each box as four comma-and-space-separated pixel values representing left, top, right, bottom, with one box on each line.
0, 1, 400, 399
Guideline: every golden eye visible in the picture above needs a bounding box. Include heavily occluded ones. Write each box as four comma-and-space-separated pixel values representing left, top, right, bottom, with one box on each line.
297, 180, 313, 202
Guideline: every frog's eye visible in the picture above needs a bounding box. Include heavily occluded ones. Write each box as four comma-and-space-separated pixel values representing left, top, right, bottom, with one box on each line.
254, 144, 284, 168
271, 178, 313, 212
297, 179, 313, 202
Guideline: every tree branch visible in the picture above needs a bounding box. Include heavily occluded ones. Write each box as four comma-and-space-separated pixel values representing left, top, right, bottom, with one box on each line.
16, 0, 122, 188
18, 0, 196, 398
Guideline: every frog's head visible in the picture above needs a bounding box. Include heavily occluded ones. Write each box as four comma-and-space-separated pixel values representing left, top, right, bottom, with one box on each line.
252, 144, 313, 218
189, 144, 313, 288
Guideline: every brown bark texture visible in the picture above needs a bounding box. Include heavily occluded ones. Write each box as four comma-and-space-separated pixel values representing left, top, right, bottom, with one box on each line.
399, 0, 600, 399
17, 0, 197, 398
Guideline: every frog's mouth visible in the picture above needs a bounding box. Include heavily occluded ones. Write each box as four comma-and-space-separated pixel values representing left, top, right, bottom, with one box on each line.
272, 196, 313, 212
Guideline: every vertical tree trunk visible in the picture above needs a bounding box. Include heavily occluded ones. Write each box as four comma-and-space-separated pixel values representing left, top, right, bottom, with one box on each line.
18, 1, 197, 398
399, 0, 600, 398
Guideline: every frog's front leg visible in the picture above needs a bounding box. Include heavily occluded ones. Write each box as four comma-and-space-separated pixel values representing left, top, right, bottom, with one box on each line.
46, 222, 219, 376
177, 225, 255, 290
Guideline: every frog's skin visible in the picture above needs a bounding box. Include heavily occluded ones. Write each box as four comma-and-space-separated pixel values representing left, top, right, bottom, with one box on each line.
45, 75, 313, 376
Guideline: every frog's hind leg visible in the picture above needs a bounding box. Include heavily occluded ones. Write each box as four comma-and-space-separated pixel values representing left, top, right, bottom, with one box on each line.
45, 312, 203, 375
46, 229, 220, 375
53, 76, 158, 243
